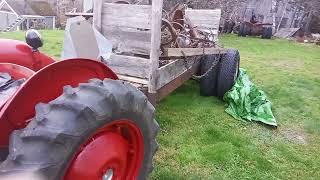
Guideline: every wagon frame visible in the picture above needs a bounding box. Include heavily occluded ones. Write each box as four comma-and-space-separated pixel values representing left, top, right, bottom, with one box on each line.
69, 0, 228, 104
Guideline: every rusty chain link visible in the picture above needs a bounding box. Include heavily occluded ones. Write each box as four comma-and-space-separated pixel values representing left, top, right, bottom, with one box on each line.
180, 47, 223, 80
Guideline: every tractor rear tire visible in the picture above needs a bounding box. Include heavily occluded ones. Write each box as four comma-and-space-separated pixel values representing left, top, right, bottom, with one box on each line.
266, 27, 273, 39
216, 50, 240, 100
262, 27, 272, 39
241, 24, 249, 37
0, 79, 159, 180
200, 55, 220, 96
261, 27, 267, 39
238, 24, 244, 36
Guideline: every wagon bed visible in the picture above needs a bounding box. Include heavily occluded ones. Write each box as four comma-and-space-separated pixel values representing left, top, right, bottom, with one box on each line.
64, 0, 225, 104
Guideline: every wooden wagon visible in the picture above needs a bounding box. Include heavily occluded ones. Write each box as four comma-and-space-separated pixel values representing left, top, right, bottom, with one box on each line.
66, 0, 229, 104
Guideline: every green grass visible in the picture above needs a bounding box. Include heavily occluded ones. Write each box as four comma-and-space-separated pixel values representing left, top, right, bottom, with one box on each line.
152, 36, 320, 179
1, 31, 319, 179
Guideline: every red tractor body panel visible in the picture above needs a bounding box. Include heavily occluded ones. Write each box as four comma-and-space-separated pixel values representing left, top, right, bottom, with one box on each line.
0, 39, 118, 149
0, 39, 55, 71
0, 63, 35, 80
0, 63, 35, 109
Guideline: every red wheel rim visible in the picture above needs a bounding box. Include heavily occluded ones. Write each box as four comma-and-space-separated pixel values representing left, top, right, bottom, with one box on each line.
64, 120, 144, 180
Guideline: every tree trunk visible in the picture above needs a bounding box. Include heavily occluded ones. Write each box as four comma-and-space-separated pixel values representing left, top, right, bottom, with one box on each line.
304, 11, 313, 34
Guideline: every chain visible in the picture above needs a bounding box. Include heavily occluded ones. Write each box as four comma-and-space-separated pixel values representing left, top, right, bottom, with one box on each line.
180, 47, 222, 80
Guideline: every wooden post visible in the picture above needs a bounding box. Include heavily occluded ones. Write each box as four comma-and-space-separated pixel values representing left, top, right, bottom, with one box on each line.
52, 16, 56, 29
93, 0, 103, 32
148, 0, 163, 95
26, 19, 30, 30
271, 0, 279, 34
0, 1, 4, 10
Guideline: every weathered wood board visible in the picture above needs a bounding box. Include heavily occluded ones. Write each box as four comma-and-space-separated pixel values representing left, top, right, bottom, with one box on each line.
156, 57, 198, 90
96, 3, 153, 55
118, 75, 149, 85
185, 9, 221, 31
274, 28, 300, 38
164, 48, 229, 57
148, 0, 163, 93
102, 3, 152, 29
102, 26, 151, 55
156, 58, 200, 102
105, 54, 150, 79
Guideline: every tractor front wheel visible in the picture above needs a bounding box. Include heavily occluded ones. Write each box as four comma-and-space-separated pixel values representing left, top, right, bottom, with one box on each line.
0, 79, 159, 180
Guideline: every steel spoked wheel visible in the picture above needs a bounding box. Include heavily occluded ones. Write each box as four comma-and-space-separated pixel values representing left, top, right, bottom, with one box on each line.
65, 120, 144, 180
0, 79, 159, 180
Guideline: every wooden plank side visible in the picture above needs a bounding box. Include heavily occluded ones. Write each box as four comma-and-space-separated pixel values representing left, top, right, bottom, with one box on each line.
274, 28, 300, 38
102, 3, 152, 29
156, 59, 200, 102
165, 48, 229, 57
185, 9, 221, 30
148, 0, 163, 93
105, 54, 150, 79
156, 57, 198, 90
93, 0, 103, 31
117, 75, 149, 85
102, 25, 151, 55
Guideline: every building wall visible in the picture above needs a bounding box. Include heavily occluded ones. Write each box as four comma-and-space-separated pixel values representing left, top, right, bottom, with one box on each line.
83, 0, 93, 12
241, 0, 300, 28
0, 12, 17, 30
46, 0, 307, 29
44, 16, 55, 29
47, 0, 83, 28
19, 17, 55, 30
163, 0, 304, 29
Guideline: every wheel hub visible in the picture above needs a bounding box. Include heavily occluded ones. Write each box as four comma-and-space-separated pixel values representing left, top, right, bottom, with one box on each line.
64, 120, 144, 180
103, 169, 114, 180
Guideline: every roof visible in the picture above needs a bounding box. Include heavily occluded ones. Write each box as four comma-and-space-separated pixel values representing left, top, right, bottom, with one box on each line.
5, 0, 56, 16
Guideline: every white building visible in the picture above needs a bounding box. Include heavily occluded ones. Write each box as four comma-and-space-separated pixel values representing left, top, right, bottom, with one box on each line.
0, 0, 56, 32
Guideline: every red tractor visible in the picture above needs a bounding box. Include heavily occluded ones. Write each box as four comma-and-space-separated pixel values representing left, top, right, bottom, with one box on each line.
0, 30, 158, 180
238, 21, 273, 39
237, 13, 273, 39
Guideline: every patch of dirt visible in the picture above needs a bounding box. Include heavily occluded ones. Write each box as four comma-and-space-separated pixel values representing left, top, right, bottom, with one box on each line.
281, 128, 308, 145
271, 60, 304, 70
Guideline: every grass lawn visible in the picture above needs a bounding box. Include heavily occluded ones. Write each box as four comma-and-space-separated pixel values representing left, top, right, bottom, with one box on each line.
1, 30, 320, 179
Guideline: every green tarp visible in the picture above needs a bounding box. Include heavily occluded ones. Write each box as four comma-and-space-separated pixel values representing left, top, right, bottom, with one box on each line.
223, 69, 277, 126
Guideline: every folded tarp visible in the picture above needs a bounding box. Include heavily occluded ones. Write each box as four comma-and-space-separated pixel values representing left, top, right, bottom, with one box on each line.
224, 69, 277, 126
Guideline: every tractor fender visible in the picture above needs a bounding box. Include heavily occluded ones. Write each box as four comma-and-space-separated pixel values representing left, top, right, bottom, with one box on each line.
0, 63, 35, 80
0, 39, 55, 71
0, 59, 118, 148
